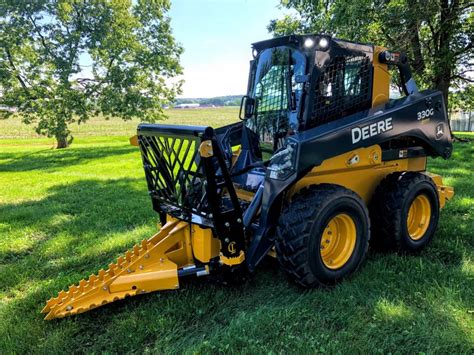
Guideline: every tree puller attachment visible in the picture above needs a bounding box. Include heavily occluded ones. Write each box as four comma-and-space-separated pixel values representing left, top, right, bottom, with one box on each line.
43, 35, 455, 320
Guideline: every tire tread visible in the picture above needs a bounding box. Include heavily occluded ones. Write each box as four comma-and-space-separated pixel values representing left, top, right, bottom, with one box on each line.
369, 172, 439, 252
276, 184, 370, 287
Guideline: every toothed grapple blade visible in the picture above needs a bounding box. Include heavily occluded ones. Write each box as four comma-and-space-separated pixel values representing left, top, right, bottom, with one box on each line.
42, 219, 189, 320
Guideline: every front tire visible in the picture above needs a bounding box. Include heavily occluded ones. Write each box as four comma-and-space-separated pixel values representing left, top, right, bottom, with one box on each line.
275, 184, 370, 287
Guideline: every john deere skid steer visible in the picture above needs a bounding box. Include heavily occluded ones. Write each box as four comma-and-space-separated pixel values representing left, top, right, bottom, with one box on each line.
43, 35, 454, 320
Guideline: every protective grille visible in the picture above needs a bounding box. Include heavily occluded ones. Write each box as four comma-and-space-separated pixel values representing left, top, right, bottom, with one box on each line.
139, 135, 208, 218
310, 55, 372, 127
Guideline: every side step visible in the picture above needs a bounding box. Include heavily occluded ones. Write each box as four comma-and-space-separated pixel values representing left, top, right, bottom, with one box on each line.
42, 218, 195, 320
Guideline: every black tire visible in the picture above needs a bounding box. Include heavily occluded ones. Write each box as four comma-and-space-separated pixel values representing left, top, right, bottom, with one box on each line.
275, 184, 370, 287
369, 172, 440, 253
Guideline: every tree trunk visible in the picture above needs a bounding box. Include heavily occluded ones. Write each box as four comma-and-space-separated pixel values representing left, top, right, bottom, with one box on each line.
54, 114, 71, 149
406, 0, 425, 76
435, 75, 451, 109
434, 0, 456, 139
55, 134, 69, 149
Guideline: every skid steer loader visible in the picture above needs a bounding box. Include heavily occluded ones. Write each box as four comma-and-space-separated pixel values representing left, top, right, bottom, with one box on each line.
43, 35, 454, 320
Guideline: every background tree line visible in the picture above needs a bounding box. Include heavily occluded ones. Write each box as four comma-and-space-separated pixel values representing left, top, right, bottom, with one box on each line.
269, 0, 473, 112
174, 95, 242, 107
1, 1, 472, 148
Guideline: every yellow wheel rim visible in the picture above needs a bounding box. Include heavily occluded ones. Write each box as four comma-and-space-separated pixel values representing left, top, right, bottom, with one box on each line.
407, 194, 431, 240
320, 213, 357, 270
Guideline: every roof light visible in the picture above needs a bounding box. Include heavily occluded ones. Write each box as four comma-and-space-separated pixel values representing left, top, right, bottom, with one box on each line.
303, 38, 315, 48
319, 37, 329, 48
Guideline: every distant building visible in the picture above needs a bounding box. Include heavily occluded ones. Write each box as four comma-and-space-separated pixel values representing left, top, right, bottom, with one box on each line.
0, 105, 17, 112
174, 103, 200, 109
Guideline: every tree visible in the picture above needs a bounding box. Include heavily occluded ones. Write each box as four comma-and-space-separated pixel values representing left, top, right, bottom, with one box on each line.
269, 0, 473, 110
0, 0, 182, 148
450, 85, 474, 113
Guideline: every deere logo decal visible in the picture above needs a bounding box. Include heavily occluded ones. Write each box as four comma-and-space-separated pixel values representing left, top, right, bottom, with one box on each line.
228, 241, 237, 254
351, 117, 393, 144
435, 123, 445, 140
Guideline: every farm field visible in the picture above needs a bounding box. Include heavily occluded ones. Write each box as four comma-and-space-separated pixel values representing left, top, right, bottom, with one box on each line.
0, 107, 240, 139
0, 108, 473, 353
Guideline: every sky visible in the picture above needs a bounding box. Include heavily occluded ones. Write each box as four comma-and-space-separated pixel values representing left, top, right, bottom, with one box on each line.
168, 0, 289, 98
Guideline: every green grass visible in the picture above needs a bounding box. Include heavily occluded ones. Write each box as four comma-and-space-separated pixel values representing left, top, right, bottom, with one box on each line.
0, 109, 473, 353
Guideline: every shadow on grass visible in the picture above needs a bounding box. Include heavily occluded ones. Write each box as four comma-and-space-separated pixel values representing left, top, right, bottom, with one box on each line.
0, 178, 156, 290
0, 145, 137, 172
2, 251, 472, 353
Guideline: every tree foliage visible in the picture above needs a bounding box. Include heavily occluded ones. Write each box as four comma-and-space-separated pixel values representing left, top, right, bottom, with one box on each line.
269, 0, 473, 110
0, 0, 182, 147
449, 84, 474, 112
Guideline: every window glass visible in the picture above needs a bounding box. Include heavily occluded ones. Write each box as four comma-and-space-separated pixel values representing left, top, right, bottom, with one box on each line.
246, 46, 305, 153
344, 59, 364, 95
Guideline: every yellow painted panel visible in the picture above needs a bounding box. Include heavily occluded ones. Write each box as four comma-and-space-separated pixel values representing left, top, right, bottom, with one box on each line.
424, 172, 455, 208
235, 187, 255, 202
220, 250, 245, 266
290, 145, 427, 203
129, 135, 139, 146
191, 225, 221, 263
372, 46, 390, 107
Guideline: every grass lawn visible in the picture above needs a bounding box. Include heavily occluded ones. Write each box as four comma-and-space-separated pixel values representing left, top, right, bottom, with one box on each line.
0, 108, 473, 353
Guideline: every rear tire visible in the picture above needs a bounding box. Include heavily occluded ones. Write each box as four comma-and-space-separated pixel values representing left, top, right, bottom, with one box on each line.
275, 184, 370, 287
369, 172, 439, 253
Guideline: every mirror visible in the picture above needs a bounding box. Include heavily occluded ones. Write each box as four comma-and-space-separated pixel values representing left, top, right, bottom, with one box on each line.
239, 96, 255, 120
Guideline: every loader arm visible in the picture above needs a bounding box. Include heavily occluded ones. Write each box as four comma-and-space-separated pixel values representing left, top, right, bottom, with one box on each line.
378, 50, 418, 96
